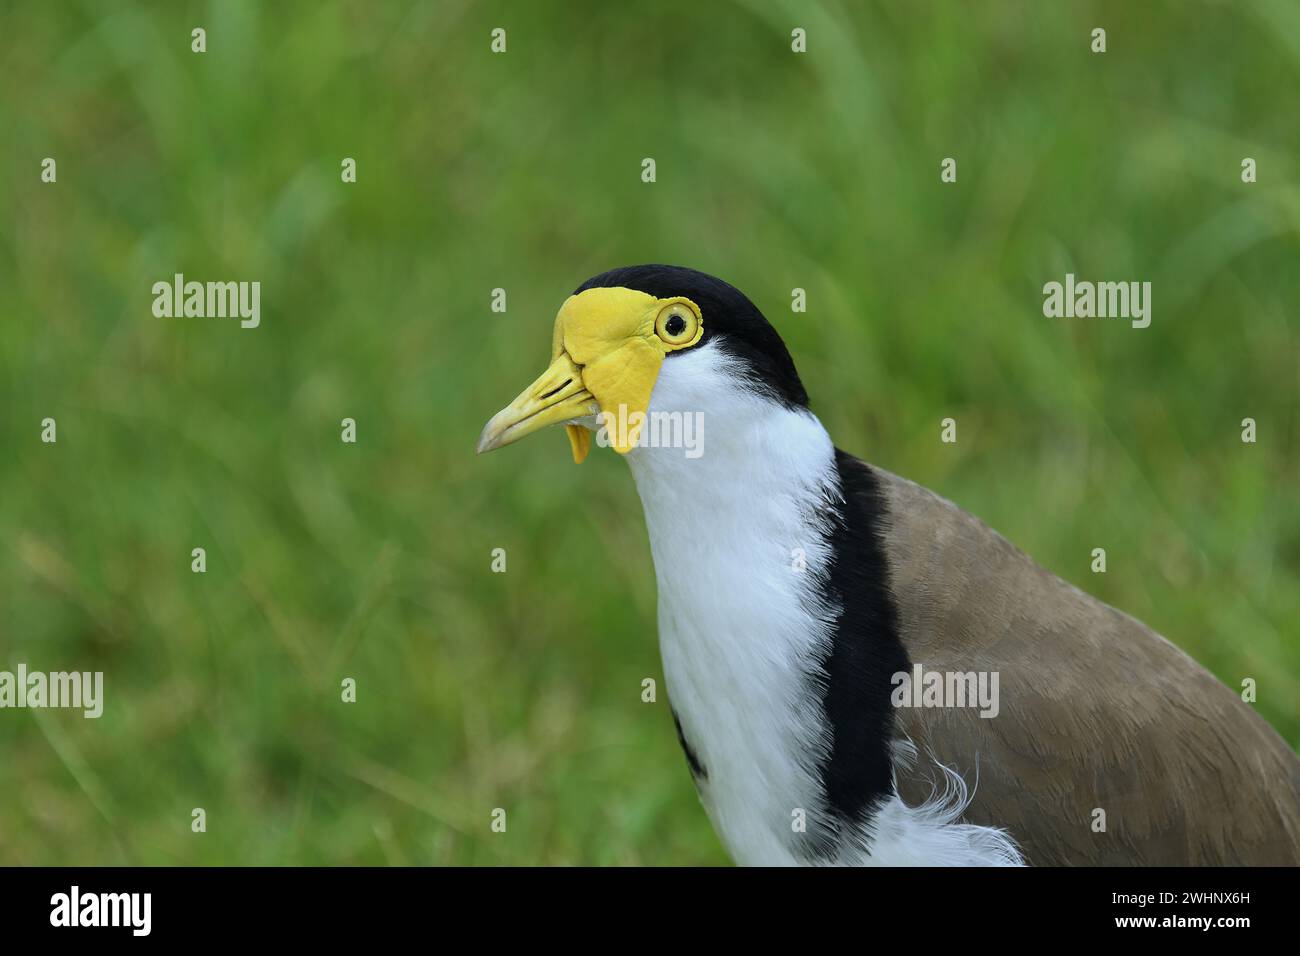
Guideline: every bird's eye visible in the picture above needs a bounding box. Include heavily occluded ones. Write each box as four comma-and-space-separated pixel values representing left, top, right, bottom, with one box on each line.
653, 301, 702, 349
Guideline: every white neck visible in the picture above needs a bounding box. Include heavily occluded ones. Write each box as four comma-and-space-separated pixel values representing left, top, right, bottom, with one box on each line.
615, 341, 1024, 866
622, 343, 841, 864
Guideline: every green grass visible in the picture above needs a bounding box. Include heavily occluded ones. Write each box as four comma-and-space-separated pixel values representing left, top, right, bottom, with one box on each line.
1, 0, 1297, 865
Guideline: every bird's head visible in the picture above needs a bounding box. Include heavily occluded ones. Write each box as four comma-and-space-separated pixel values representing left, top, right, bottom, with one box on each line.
477, 265, 808, 463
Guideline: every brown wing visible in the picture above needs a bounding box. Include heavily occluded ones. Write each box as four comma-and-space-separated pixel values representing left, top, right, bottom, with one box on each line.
864, 460, 1300, 865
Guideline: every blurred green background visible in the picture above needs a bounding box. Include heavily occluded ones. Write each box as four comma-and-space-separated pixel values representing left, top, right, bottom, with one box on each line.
1, 0, 1297, 865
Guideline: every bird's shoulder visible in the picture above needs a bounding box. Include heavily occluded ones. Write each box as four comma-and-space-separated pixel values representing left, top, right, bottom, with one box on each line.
837, 453, 1300, 865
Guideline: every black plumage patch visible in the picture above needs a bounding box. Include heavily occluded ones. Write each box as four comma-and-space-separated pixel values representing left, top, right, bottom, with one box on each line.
575, 264, 809, 410
672, 707, 708, 781
805, 450, 911, 856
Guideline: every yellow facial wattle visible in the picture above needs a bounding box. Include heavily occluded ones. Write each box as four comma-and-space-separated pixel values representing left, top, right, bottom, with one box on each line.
478, 286, 703, 463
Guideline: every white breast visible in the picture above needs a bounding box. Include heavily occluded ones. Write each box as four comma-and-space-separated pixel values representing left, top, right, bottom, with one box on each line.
627, 347, 839, 865
620, 341, 1023, 867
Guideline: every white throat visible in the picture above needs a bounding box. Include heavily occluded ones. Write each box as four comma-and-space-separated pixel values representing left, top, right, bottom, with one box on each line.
623, 343, 842, 864
614, 341, 1024, 866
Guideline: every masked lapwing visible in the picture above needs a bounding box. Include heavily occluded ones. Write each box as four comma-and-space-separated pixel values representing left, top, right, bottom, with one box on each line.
478, 264, 1300, 866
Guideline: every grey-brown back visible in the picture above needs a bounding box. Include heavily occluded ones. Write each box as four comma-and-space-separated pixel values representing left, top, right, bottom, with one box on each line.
865, 461, 1300, 865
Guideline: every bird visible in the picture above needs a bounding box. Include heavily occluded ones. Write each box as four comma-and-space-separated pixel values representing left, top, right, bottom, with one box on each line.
477, 264, 1300, 866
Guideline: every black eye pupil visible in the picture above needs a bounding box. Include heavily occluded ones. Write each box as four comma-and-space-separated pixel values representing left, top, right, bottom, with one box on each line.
665, 314, 687, 336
